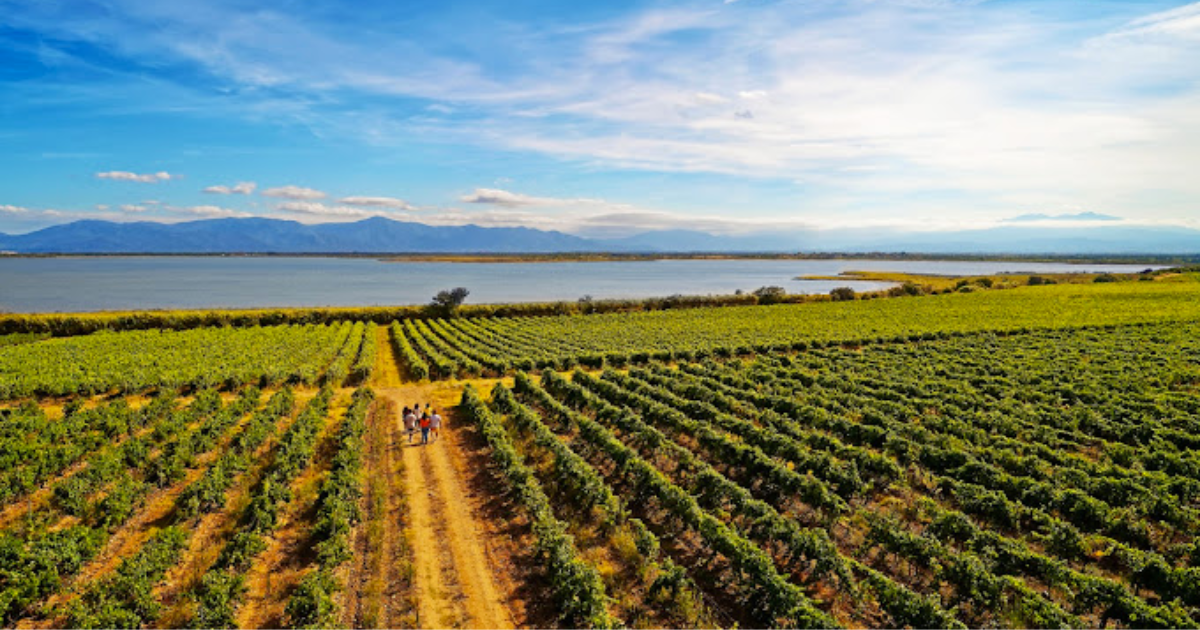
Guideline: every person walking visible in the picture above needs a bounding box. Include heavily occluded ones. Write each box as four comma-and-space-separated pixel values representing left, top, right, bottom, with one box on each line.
419, 410, 432, 445
429, 408, 443, 442
403, 405, 418, 444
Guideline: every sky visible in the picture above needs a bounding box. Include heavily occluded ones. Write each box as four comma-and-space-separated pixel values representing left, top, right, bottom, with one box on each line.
1, 0, 1198, 237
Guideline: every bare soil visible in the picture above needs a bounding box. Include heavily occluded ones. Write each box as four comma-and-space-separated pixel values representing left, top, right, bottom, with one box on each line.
370, 325, 524, 629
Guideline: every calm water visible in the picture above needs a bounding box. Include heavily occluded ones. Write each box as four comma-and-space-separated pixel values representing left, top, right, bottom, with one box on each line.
0, 256, 1162, 313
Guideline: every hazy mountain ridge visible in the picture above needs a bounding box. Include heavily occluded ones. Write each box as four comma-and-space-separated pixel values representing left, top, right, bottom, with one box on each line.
0, 217, 600, 254
1, 217, 1198, 254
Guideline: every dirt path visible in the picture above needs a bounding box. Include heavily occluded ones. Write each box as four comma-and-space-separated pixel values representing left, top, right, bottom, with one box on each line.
372, 325, 515, 630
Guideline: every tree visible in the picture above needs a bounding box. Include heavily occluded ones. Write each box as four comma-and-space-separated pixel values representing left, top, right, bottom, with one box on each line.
429, 287, 470, 317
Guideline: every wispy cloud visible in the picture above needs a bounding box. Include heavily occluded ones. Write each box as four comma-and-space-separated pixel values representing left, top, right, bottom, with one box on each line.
454, 187, 803, 236
174, 205, 251, 219
273, 200, 417, 222
96, 170, 177, 183
5, 1, 1200, 233
337, 196, 417, 210
1100, 2, 1200, 42
460, 188, 621, 210
1, 204, 29, 215
203, 181, 257, 195
460, 188, 549, 207
262, 185, 327, 200
1003, 211, 1123, 223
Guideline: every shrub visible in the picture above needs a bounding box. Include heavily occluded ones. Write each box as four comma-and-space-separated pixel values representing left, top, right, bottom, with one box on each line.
888, 282, 930, 297
830, 286, 856, 301
752, 286, 788, 304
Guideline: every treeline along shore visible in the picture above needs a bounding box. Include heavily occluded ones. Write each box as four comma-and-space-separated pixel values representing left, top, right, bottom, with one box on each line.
0, 266, 1188, 337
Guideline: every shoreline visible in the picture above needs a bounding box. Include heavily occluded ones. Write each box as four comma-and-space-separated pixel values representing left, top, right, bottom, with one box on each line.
0, 251, 1190, 265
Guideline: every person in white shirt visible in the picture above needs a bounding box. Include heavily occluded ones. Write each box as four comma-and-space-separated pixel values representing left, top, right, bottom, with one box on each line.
430, 410, 443, 442
403, 406, 418, 444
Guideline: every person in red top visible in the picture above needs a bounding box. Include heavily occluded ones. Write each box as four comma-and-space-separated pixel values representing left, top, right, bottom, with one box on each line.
419, 411, 432, 444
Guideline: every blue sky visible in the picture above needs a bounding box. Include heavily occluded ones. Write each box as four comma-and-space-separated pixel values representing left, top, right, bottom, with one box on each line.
1, 0, 1198, 237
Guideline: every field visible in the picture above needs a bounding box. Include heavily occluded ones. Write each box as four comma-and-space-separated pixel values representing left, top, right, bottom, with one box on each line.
1, 276, 1199, 628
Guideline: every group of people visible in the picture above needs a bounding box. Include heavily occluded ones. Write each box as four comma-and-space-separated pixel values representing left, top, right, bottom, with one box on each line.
403, 404, 442, 445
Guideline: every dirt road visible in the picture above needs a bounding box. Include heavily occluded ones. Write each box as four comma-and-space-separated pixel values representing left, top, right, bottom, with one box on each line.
370, 327, 515, 629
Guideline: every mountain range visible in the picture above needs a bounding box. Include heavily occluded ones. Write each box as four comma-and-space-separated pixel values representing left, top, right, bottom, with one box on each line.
1, 217, 1198, 255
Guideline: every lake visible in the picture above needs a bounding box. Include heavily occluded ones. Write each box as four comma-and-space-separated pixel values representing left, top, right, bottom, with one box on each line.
0, 256, 1162, 313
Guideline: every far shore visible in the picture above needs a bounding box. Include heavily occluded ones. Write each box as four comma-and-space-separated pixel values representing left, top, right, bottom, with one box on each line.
2, 251, 1189, 265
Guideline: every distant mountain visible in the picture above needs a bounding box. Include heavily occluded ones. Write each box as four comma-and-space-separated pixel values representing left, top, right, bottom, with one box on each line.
1, 217, 1198, 255
0, 217, 600, 254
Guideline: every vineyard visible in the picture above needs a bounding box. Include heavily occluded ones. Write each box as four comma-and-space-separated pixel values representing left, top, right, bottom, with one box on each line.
0, 277, 1198, 628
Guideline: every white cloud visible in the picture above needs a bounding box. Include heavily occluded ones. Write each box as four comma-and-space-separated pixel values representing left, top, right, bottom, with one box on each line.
13, 1, 1200, 229
694, 92, 728, 104
262, 185, 327, 200
204, 181, 257, 195
120, 204, 150, 213
96, 170, 177, 183
175, 205, 251, 218
273, 200, 416, 222
1, 204, 29, 215
451, 187, 801, 236
460, 188, 546, 207
459, 188, 620, 210
337, 196, 417, 210
1002, 211, 1123, 223
1109, 2, 1200, 42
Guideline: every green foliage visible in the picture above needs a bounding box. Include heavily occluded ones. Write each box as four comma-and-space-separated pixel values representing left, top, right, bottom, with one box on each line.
462, 385, 619, 629
307, 387, 374, 570
65, 526, 188, 628
391, 279, 1200, 380
0, 323, 355, 399
189, 569, 246, 629
183, 388, 335, 628
0, 526, 106, 623
389, 321, 429, 380
284, 569, 340, 629
525, 371, 841, 629
349, 322, 378, 384
321, 322, 366, 386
